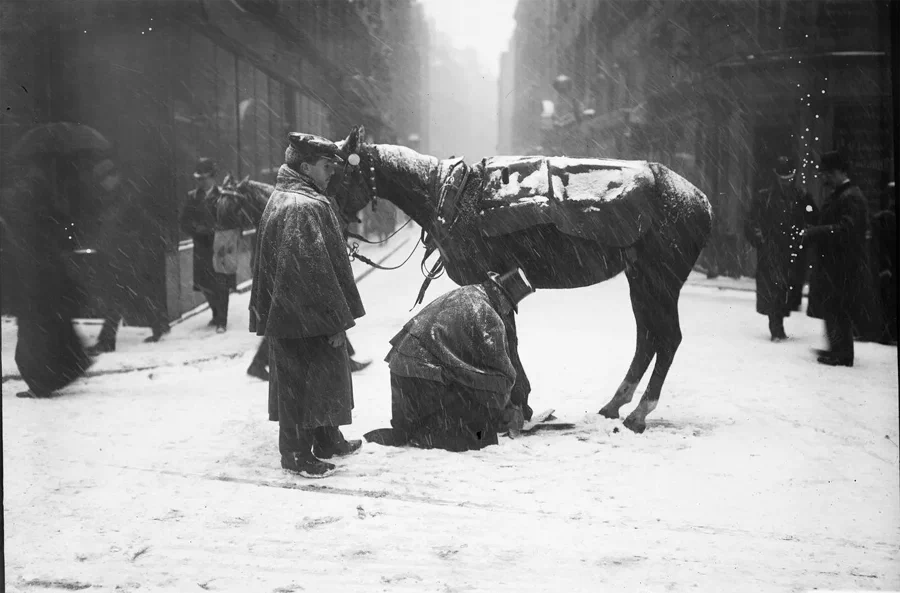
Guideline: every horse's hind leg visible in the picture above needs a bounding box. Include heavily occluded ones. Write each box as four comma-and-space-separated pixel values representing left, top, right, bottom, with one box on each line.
599, 271, 657, 419
622, 277, 684, 434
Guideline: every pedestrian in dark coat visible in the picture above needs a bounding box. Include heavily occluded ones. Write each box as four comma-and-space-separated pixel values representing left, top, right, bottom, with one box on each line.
871, 182, 897, 344
3, 161, 94, 398
85, 164, 172, 354
365, 268, 534, 452
803, 151, 872, 367
180, 158, 233, 332
744, 156, 818, 341
250, 133, 365, 478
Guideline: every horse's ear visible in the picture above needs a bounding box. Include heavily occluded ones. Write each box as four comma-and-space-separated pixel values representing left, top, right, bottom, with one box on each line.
344, 127, 362, 153
240, 175, 250, 185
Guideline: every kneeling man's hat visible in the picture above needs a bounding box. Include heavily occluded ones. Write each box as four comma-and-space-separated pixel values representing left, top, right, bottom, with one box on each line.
488, 268, 535, 313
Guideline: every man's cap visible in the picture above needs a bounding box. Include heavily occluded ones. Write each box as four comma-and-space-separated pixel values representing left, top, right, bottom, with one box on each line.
773, 156, 796, 179
818, 150, 848, 173
286, 133, 345, 164
193, 157, 217, 179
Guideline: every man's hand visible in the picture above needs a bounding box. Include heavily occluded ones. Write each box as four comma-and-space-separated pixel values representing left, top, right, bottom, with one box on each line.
500, 405, 525, 437
328, 331, 346, 349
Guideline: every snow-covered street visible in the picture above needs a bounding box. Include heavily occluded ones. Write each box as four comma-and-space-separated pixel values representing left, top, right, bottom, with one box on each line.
4, 229, 898, 592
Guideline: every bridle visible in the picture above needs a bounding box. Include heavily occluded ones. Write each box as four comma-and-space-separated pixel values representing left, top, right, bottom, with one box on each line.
343, 144, 379, 212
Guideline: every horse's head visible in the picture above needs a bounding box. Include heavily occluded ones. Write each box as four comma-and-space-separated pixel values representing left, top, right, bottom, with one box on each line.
332, 125, 376, 219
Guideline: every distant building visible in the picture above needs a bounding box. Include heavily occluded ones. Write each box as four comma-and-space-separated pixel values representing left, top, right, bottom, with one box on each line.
427, 24, 498, 161
504, 0, 895, 277
497, 49, 515, 154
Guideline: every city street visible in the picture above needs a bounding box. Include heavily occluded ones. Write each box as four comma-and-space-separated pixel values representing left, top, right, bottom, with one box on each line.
3, 227, 898, 593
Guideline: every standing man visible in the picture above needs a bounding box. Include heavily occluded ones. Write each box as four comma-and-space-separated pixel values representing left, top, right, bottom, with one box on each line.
744, 156, 818, 341
803, 151, 871, 367
250, 133, 365, 478
180, 158, 231, 333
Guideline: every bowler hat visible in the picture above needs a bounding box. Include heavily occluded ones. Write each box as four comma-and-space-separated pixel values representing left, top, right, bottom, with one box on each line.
773, 156, 796, 178
487, 268, 535, 313
818, 151, 848, 173
286, 133, 345, 164
193, 157, 217, 179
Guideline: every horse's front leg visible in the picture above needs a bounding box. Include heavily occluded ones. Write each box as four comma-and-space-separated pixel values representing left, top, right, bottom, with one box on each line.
599, 325, 654, 419
622, 299, 683, 434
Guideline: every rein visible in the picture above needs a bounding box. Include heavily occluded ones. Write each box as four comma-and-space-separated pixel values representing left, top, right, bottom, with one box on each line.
345, 216, 413, 245
347, 231, 422, 271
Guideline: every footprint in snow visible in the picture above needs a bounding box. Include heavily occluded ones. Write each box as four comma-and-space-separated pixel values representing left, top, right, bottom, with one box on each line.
296, 516, 342, 530
380, 573, 423, 584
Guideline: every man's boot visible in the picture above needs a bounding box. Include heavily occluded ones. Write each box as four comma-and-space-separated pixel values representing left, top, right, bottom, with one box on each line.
144, 322, 171, 344
247, 363, 269, 381
281, 451, 335, 478
281, 428, 335, 478
769, 315, 787, 342
313, 426, 362, 459
349, 358, 372, 373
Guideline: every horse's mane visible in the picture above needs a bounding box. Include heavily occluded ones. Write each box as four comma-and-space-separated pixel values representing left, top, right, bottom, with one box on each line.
371, 144, 438, 181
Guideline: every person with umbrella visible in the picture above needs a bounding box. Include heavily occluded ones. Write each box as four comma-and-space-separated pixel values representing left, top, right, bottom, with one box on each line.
1, 122, 111, 397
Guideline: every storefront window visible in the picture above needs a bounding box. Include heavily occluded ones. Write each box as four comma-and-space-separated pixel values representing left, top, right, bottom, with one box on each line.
268, 78, 286, 183
254, 67, 272, 181
237, 58, 257, 181
215, 47, 239, 181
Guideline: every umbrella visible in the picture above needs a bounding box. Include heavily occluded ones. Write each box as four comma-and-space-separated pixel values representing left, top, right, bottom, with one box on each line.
11, 122, 111, 159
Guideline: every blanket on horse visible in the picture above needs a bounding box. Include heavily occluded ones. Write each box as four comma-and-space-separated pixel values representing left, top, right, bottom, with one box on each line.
437, 156, 659, 248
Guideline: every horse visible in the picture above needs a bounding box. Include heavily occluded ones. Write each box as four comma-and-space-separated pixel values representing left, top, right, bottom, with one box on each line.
332, 125, 713, 433
220, 173, 271, 229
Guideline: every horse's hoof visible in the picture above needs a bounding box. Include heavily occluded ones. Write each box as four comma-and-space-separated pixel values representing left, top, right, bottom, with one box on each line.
598, 407, 619, 420
622, 416, 646, 434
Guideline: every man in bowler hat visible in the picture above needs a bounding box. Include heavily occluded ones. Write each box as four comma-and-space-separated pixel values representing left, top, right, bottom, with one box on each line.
250, 133, 365, 478
803, 151, 871, 366
180, 158, 233, 332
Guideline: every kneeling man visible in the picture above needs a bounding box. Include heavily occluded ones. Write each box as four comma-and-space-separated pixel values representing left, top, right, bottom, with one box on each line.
367, 268, 535, 452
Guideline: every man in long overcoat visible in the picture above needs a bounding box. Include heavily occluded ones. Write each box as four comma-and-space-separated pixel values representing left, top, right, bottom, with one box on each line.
180, 158, 233, 332
744, 156, 818, 341
366, 268, 534, 452
250, 133, 365, 478
803, 151, 871, 367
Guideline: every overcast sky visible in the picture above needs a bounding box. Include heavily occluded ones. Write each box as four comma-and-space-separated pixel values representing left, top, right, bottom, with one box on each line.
417, 0, 518, 77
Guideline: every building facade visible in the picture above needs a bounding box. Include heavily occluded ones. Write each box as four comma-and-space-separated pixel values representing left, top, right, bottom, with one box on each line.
1, 0, 429, 322
500, 0, 895, 276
